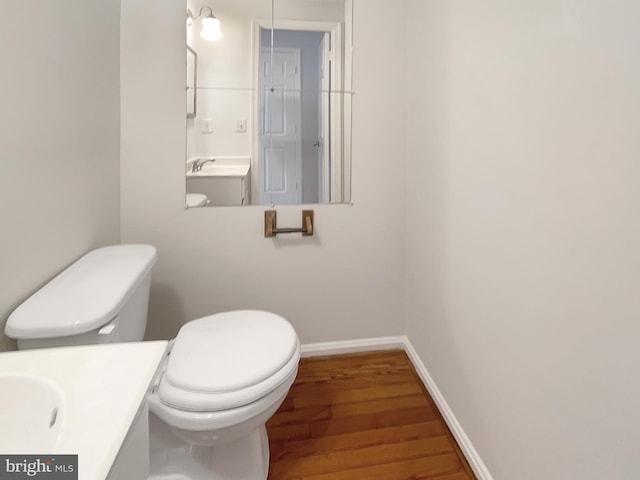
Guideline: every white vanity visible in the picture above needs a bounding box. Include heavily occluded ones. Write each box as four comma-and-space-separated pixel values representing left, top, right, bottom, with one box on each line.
0, 341, 168, 480
186, 157, 250, 206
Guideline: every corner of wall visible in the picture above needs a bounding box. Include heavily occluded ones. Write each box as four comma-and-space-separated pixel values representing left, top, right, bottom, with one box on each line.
403, 337, 494, 480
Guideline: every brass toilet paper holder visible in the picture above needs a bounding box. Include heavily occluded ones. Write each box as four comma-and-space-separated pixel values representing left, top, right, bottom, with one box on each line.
264, 210, 314, 237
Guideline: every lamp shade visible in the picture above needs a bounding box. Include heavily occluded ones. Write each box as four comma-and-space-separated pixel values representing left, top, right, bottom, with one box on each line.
201, 15, 222, 41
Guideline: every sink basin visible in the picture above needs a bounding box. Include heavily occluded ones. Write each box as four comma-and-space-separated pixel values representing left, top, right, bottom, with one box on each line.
0, 374, 64, 452
0, 342, 168, 479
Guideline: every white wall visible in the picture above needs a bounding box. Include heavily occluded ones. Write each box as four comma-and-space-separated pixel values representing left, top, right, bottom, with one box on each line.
120, 0, 406, 343
0, 1, 121, 352
187, 0, 256, 160
404, 1, 640, 479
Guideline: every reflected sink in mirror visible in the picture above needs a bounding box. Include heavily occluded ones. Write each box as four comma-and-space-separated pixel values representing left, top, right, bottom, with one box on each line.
186, 157, 250, 177
0, 374, 64, 452
186, 157, 251, 207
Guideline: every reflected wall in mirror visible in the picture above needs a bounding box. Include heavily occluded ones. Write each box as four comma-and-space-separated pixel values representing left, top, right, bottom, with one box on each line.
186, 46, 197, 117
185, 0, 353, 208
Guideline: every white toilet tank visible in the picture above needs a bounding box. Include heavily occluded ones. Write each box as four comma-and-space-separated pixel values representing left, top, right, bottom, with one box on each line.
5, 245, 157, 350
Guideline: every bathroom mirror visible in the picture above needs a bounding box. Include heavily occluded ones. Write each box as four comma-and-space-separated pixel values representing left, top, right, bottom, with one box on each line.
185, 0, 353, 207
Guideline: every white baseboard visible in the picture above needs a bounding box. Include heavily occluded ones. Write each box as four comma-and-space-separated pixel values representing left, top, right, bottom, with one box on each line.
300, 335, 405, 358
402, 337, 494, 480
300, 335, 493, 480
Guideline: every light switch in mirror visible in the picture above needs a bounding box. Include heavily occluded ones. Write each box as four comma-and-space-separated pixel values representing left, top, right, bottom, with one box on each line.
185, 0, 353, 207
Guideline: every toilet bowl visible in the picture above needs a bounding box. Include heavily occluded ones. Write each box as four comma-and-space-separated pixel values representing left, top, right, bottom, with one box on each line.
5, 245, 300, 480
148, 310, 300, 480
186, 193, 209, 208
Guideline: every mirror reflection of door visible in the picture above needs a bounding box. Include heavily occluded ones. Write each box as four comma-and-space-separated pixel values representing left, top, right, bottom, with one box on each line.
260, 47, 302, 205
258, 28, 333, 205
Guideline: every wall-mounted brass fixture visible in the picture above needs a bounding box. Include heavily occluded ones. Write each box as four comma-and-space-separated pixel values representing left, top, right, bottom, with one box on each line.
264, 210, 314, 237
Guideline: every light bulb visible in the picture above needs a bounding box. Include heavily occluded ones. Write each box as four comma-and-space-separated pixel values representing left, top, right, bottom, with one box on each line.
201, 16, 222, 41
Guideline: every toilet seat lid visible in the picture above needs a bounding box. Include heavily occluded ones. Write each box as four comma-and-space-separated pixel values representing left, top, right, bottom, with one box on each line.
163, 311, 298, 399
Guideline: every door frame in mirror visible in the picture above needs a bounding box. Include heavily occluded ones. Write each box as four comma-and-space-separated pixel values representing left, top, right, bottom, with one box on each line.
251, 18, 345, 205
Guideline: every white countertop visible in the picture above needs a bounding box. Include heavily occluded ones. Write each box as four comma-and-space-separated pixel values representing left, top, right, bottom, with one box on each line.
189, 164, 250, 177
0, 341, 168, 480
186, 156, 250, 177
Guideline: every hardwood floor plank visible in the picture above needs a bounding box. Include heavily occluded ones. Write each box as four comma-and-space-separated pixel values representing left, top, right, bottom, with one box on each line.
270, 437, 453, 479
295, 350, 408, 373
267, 423, 311, 442
308, 405, 438, 438
430, 473, 475, 480
290, 382, 424, 409
270, 421, 447, 461
294, 368, 417, 383
267, 405, 332, 428
330, 394, 432, 418
266, 351, 476, 480
297, 454, 466, 480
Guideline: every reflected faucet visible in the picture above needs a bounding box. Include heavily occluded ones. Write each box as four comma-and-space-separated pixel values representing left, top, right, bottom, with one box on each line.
191, 158, 216, 172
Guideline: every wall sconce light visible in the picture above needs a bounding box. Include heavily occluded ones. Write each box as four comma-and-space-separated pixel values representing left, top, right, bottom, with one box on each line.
187, 6, 223, 41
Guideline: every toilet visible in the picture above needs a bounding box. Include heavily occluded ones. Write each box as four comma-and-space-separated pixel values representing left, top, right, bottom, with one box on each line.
4, 244, 300, 480
186, 193, 210, 208
148, 311, 300, 480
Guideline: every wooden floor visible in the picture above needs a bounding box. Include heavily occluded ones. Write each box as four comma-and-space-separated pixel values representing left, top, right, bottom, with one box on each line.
266, 350, 476, 480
